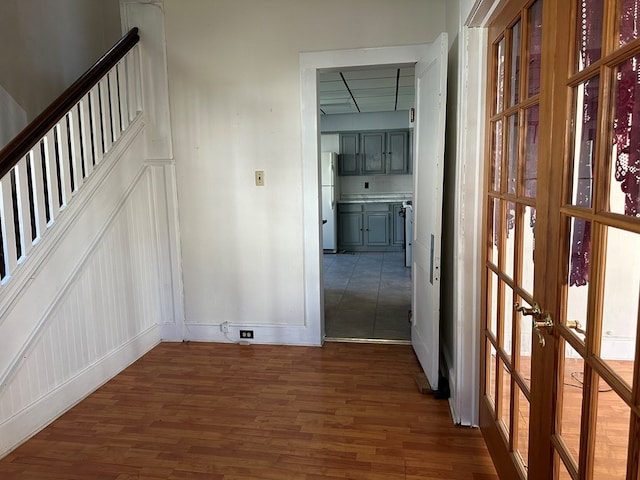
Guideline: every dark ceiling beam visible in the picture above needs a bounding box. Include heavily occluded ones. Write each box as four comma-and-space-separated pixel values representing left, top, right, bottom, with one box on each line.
394, 69, 400, 111
340, 72, 360, 113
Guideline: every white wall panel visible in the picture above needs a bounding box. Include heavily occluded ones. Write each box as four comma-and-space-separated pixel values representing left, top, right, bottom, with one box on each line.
0, 171, 160, 418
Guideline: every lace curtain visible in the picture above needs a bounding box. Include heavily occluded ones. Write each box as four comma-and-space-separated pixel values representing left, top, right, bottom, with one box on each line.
615, 1, 640, 216
570, 0, 640, 286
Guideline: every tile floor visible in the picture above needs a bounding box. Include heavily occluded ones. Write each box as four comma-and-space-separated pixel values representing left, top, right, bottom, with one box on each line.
323, 251, 412, 341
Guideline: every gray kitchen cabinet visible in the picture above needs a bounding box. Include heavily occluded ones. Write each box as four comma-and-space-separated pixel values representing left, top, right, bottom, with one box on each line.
338, 202, 404, 251
361, 132, 386, 175
338, 130, 410, 175
392, 203, 405, 247
338, 204, 364, 247
338, 133, 359, 175
387, 131, 410, 174
365, 212, 390, 246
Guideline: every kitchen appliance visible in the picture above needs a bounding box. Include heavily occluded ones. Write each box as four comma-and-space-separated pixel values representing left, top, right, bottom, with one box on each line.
321, 152, 339, 252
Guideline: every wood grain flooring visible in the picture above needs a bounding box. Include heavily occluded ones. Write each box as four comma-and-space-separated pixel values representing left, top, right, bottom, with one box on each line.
0, 342, 498, 479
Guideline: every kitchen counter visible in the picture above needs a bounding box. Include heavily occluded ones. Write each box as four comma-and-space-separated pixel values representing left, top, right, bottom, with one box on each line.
338, 193, 412, 204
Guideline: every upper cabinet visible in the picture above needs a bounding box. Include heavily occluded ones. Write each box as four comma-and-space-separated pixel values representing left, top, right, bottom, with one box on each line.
387, 131, 409, 174
338, 130, 410, 176
361, 132, 386, 174
339, 133, 359, 175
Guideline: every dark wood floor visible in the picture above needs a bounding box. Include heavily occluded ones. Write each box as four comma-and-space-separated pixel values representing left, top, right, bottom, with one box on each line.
0, 342, 498, 479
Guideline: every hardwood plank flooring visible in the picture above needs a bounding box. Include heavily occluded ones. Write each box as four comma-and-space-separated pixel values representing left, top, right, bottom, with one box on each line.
0, 342, 498, 479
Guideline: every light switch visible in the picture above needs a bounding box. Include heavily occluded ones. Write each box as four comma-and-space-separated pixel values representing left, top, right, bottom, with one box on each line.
255, 170, 265, 186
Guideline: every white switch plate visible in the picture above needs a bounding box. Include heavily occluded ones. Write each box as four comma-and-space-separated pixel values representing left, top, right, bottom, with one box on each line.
255, 170, 265, 186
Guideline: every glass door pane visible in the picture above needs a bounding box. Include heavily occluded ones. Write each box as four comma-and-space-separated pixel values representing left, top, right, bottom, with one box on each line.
484, 2, 640, 479
481, 3, 542, 476
553, 3, 640, 479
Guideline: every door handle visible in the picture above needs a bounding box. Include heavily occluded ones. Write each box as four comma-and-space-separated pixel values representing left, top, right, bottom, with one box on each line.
331, 183, 335, 210
515, 302, 553, 347
567, 320, 586, 335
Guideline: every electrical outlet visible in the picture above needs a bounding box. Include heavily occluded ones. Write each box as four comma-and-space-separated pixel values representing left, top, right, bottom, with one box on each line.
255, 170, 265, 186
239, 330, 254, 339
220, 322, 230, 333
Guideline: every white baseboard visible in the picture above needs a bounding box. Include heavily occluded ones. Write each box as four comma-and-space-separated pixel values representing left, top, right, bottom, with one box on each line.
181, 323, 322, 346
440, 340, 460, 424
598, 338, 635, 361
0, 325, 160, 459
159, 322, 183, 341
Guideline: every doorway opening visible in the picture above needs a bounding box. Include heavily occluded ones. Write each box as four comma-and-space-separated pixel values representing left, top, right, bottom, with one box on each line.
318, 65, 415, 342
300, 38, 448, 396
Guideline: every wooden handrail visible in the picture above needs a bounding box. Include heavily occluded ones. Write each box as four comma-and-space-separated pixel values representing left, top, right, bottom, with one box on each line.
0, 27, 140, 179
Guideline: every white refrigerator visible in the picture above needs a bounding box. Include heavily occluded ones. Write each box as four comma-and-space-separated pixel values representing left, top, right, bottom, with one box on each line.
321, 152, 338, 252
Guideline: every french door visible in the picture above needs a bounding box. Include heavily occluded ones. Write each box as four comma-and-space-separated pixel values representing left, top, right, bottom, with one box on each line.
480, 1, 640, 479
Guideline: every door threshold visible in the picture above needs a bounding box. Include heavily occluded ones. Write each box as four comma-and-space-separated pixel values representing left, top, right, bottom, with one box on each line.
324, 336, 411, 345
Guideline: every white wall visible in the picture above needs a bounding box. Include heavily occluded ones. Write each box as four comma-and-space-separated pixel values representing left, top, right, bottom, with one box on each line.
340, 175, 412, 196
321, 134, 339, 153
0, 85, 27, 149
164, 0, 446, 342
0, 0, 121, 120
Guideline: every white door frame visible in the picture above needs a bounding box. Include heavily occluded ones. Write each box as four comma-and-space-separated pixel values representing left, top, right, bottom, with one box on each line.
299, 44, 436, 345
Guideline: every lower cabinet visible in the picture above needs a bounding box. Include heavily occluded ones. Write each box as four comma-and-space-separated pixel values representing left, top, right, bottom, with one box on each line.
365, 211, 389, 246
338, 211, 363, 247
338, 202, 405, 252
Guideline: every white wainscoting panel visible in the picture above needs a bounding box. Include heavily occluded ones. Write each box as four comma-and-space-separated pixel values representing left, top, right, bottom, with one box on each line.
0, 128, 177, 457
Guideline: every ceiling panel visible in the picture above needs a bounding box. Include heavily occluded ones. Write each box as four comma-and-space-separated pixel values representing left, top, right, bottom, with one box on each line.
319, 66, 415, 115
350, 87, 397, 98
342, 68, 398, 80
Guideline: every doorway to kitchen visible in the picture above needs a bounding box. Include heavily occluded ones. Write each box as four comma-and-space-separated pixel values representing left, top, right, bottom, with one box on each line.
318, 65, 415, 342
301, 38, 448, 393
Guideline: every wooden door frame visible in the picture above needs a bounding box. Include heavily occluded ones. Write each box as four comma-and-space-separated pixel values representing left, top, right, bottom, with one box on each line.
527, 1, 573, 478
479, 1, 536, 477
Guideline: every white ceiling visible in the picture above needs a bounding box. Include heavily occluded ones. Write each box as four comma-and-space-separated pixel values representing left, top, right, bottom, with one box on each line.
318, 66, 415, 115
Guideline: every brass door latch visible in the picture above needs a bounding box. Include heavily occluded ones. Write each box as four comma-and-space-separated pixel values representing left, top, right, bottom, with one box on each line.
515, 302, 554, 347
566, 320, 586, 335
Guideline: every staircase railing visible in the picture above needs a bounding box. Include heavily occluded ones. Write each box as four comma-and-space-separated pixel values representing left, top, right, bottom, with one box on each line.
0, 28, 140, 286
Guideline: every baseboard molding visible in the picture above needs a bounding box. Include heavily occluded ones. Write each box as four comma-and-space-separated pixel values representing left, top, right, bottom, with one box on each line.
181, 323, 321, 346
0, 325, 160, 459
441, 340, 460, 424
159, 321, 183, 342
599, 338, 635, 361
